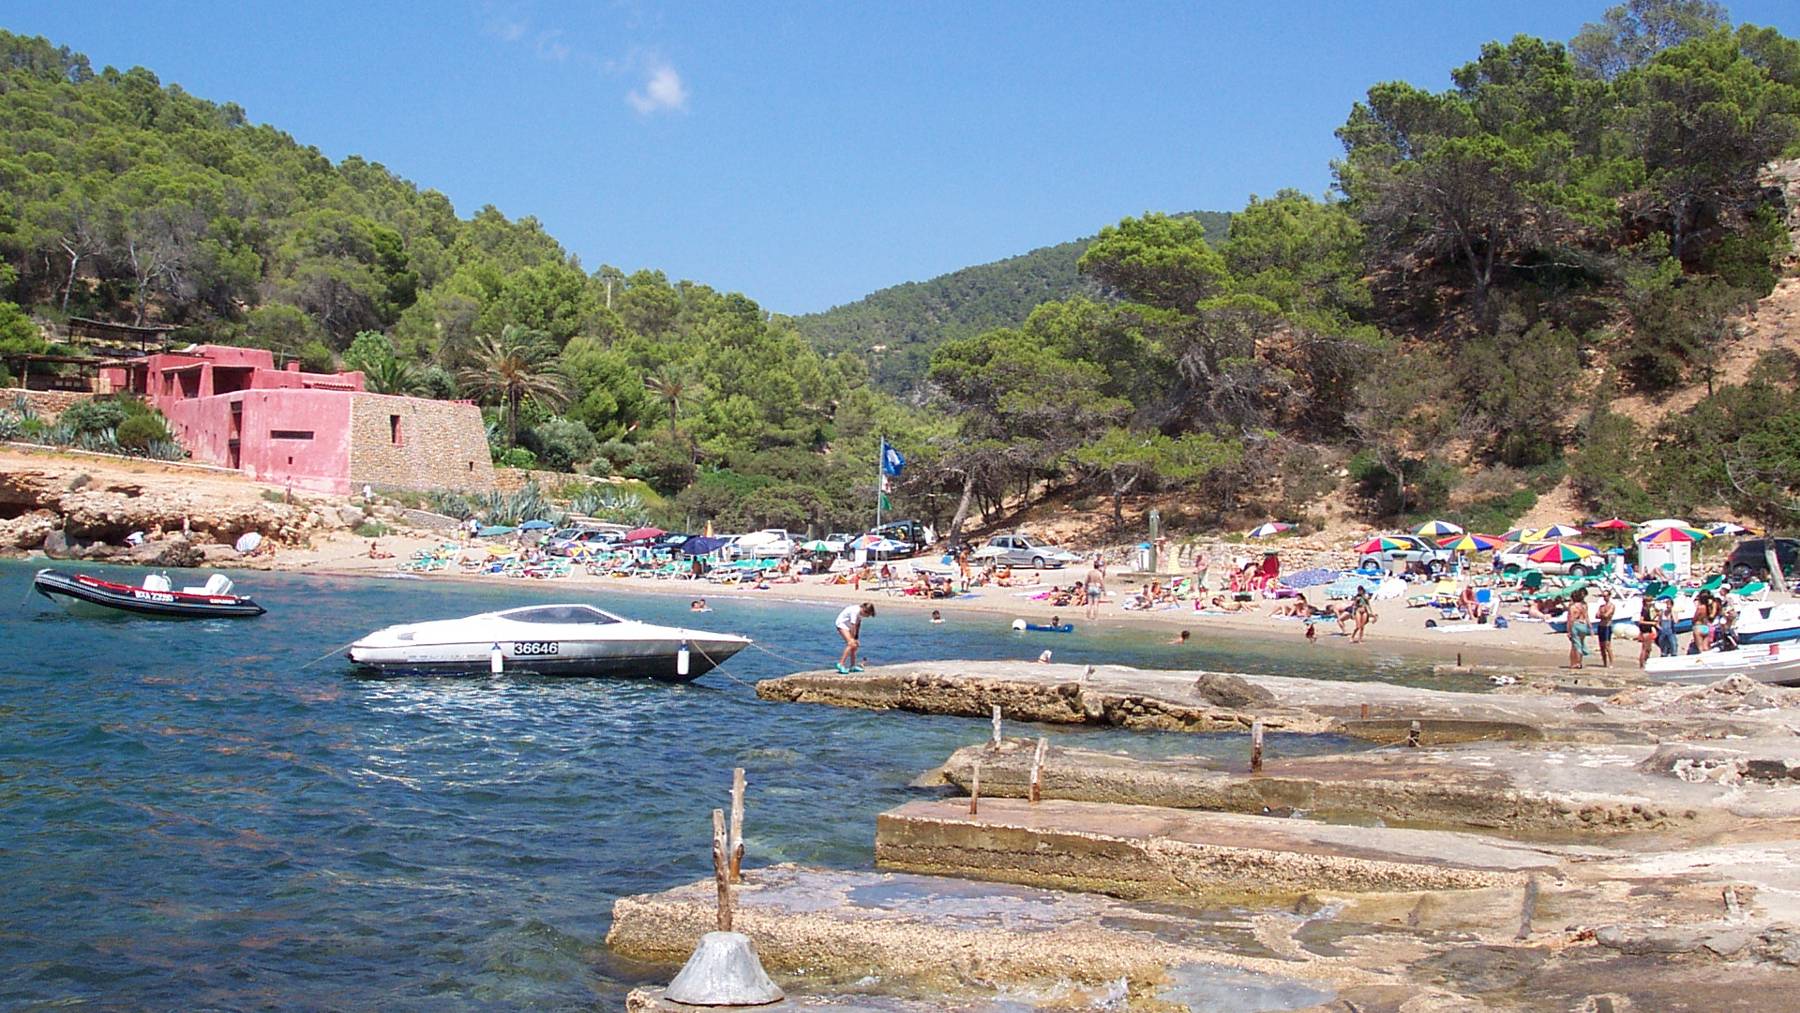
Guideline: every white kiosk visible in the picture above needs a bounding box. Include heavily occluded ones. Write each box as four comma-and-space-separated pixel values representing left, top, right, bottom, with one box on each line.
1637, 518, 1695, 581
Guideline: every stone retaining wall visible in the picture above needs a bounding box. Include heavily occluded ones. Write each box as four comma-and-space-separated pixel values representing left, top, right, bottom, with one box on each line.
0, 388, 92, 420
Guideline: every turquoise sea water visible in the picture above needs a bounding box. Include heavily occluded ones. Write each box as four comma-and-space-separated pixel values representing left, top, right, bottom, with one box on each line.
0, 560, 1470, 1009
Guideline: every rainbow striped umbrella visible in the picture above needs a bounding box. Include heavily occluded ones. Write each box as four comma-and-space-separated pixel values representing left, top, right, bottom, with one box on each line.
1499, 528, 1531, 544
1414, 520, 1464, 537
1526, 541, 1598, 564
1355, 536, 1412, 554
1531, 523, 1583, 540
1638, 525, 1709, 545
1248, 522, 1294, 538
1708, 522, 1750, 537
1438, 533, 1503, 552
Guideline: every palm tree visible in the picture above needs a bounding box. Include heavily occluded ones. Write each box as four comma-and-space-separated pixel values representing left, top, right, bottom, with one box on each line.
361, 356, 424, 396
457, 325, 571, 447
643, 368, 690, 438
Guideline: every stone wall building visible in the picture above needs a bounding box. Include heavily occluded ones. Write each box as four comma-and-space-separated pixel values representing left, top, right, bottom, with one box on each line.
100, 345, 495, 495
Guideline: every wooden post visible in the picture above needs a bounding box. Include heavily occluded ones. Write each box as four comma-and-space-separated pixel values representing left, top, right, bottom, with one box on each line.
968, 760, 981, 816
1250, 719, 1265, 773
1359, 702, 1370, 720
1456, 651, 1464, 668
728, 767, 746, 884
990, 705, 1002, 748
1407, 720, 1422, 748
711, 809, 732, 932
1029, 736, 1047, 803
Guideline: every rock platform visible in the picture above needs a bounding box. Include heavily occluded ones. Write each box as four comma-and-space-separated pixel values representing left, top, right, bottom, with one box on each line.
755, 661, 1796, 743
874, 797, 1572, 898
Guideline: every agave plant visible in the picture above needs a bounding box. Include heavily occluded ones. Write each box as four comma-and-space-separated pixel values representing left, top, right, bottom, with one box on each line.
566, 485, 650, 526
141, 439, 188, 461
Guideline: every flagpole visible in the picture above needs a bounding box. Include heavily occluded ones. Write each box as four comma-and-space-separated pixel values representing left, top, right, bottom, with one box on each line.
874, 434, 883, 537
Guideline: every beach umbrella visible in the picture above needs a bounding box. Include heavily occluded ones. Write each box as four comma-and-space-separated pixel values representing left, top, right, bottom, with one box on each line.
1499, 528, 1531, 544
1530, 523, 1583, 540
519, 519, 553, 530
624, 526, 665, 542
1708, 522, 1750, 537
679, 536, 728, 555
799, 539, 834, 552
1638, 525, 1709, 545
1438, 533, 1503, 552
476, 524, 516, 538
1354, 536, 1412, 554
1526, 542, 1597, 564
859, 536, 904, 552
1247, 522, 1293, 538
1588, 518, 1633, 532
1414, 520, 1464, 536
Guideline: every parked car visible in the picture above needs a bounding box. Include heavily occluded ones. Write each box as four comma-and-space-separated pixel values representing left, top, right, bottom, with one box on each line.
1493, 541, 1602, 577
546, 528, 616, 556
976, 534, 1080, 569
737, 529, 799, 558
869, 519, 930, 552
823, 532, 856, 553
1727, 538, 1800, 583
1361, 534, 1455, 575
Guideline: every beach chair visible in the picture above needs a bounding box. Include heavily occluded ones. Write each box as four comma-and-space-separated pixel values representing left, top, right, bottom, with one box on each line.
1731, 581, 1770, 601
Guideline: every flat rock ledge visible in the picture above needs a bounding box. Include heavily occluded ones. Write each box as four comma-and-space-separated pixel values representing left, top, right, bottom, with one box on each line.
755, 662, 1793, 744
874, 798, 1570, 898
606, 864, 1416, 1006
933, 737, 1800, 837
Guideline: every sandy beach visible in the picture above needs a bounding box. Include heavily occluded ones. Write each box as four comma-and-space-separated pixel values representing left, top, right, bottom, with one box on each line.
264, 528, 1621, 671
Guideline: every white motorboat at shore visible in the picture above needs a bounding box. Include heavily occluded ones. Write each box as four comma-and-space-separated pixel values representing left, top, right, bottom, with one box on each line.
1643, 642, 1800, 686
347, 603, 750, 681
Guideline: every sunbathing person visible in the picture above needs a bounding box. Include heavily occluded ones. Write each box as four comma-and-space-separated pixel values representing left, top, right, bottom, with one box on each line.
1269, 595, 1312, 618
1207, 595, 1253, 613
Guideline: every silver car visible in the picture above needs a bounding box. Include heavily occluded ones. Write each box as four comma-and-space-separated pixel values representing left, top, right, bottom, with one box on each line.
975, 534, 1080, 569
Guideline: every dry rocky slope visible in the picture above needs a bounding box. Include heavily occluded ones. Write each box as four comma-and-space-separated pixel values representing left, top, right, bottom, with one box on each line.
0, 447, 443, 565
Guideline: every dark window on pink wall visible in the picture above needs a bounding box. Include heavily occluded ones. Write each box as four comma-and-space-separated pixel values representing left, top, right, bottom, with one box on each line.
389, 415, 402, 445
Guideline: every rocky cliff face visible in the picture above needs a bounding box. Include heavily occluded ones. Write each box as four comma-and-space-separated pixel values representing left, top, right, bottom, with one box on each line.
0, 461, 351, 563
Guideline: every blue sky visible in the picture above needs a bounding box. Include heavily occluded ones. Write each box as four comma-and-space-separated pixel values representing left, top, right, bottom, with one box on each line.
9, 2, 1800, 314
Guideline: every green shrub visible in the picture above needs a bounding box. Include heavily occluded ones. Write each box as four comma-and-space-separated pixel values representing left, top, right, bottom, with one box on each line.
589, 438, 637, 476
496, 446, 538, 469
58, 398, 127, 435
297, 340, 336, 374
115, 412, 171, 451
522, 416, 597, 472
354, 520, 390, 538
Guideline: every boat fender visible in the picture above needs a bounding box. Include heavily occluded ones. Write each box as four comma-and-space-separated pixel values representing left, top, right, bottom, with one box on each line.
490, 643, 504, 674
1011, 619, 1027, 632
678, 640, 691, 677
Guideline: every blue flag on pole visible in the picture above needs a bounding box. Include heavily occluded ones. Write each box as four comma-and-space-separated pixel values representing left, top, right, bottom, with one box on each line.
880, 440, 906, 477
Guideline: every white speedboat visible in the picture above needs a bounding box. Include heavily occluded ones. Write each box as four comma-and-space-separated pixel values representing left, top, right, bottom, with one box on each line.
1643, 642, 1800, 686
347, 603, 750, 681
1733, 601, 1800, 645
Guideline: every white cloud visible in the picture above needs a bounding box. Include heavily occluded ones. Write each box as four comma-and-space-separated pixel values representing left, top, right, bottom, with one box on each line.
626, 60, 689, 115
535, 30, 571, 62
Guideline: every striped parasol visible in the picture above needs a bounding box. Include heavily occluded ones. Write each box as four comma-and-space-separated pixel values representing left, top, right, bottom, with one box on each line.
1355, 536, 1413, 554
1638, 525, 1709, 545
1247, 522, 1294, 538
1438, 533, 1504, 552
1413, 520, 1464, 537
1530, 523, 1583, 540
1526, 541, 1598, 564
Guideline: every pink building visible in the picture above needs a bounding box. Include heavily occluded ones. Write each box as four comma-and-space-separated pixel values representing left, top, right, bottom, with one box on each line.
102, 345, 495, 495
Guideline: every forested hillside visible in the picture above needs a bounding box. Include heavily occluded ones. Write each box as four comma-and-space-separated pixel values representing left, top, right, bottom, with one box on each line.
795, 212, 1230, 394
0, 30, 930, 533
3, 1, 1799, 547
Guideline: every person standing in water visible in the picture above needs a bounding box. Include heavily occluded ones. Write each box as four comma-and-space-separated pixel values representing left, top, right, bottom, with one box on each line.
835, 602, 875, 673
1083, 556, 1106, 621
